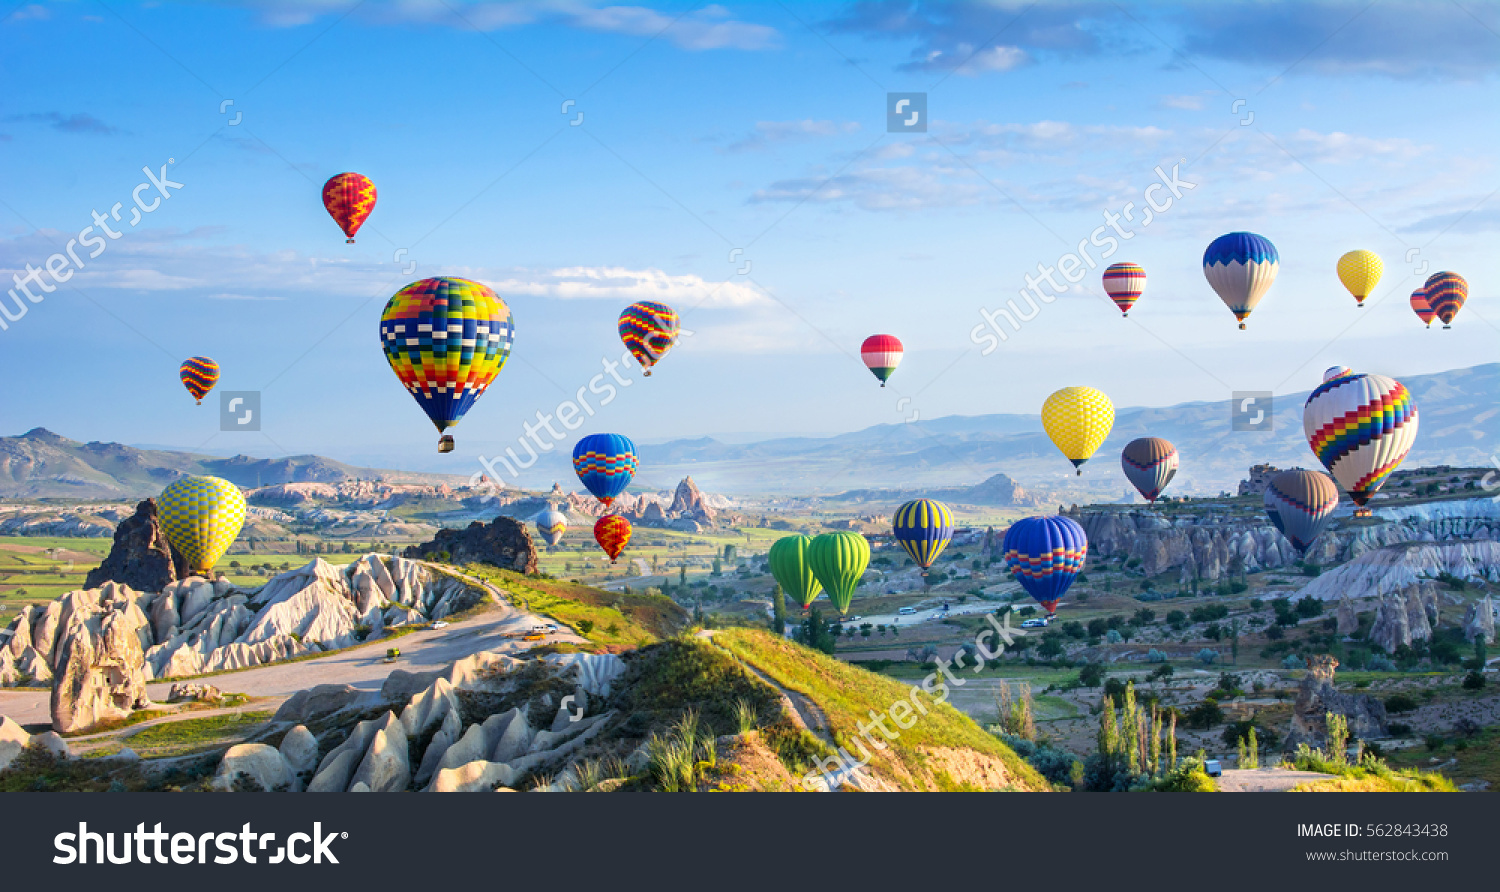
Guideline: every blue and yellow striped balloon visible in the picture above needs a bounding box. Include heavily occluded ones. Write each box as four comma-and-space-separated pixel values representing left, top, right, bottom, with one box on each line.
158, 476, 246, 575
892, 499, 954, 577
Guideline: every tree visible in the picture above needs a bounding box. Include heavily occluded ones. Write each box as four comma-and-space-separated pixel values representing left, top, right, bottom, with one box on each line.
799, 607, 836, 654
679, 565, 687, 586
1295, 595, 1324, 619
1078, 662, 1105, 689
771, 583, 786, 635
711, 558, 722, 577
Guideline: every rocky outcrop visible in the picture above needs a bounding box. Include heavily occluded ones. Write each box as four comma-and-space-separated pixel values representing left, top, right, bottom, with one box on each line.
1464, 595, 1495, 644
1284, 655, 1389, 751
83, 499, 188, 592
1299, 540, 1500, 601
1237, 464, 1280, 497
667, 476, 716, 523
166, 683, 222, 703
405, 516, 538, 574
1368, 585, 1439, 654
49, 583, 153, 733
213, 743, 301, 792
1335, 595, 1359, 635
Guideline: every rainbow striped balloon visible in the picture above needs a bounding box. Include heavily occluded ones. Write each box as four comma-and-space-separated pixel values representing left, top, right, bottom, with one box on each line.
1102, 262, 1146, 316
618, 301, 680, 376
1303, 373, 1418, 511
179, 356, 219, 405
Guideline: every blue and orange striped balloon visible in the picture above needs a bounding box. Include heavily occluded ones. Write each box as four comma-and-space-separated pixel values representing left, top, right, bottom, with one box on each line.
892, 499, 954, 577
1002, 516, 1088, 616
1423, 271, 1467, 329
179, 356, 220, 404
573, 433, 637, 507
619, 301, 679, 376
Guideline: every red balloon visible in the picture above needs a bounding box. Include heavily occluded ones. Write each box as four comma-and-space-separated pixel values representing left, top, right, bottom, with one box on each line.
322, 172, 376, 243
594, 515, 632, 563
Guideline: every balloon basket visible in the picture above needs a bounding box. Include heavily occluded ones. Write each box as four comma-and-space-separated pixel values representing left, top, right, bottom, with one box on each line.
1444, 325, 1451, 330
438, 435, 455, 453
195, 399, 201, 406
346, 238, 355, 244
1238, 322, 1246, 330
644, 370, 652, 377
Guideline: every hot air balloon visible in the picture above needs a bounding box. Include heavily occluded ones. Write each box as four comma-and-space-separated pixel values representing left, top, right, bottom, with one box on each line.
1042, 386, 1114, 474
1121, 437, 1178, 503
536, 507, 568, 547
861, 335, 902, 387
1304, 373, 1418, 517
594, 514, 631, 563
380, 277, 514, 453
158, 476, 247, 575
179, 356, 219, 405
1424, 271, 1467, 329
807, 531, 869, 615
1263, 469, 1340, 554
1002, 516, 1087, 618
1323, 366, 1353, 382
768, 534, 823, 609
572, 434, 637, 507
1102, 262, 1145, 317
892, 499, 954, 580
322, 172, 376, 243
1203, 232, 1278, 329
1336, 250, 1382, 308
1410, 288, 1434, 328
618, 301, 680, 376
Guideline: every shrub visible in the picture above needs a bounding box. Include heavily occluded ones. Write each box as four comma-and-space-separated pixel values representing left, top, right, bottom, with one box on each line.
1151, 755, 1216, 792
1282, 653, 1304, 670
576, 619, 596, 635
1383, 693, 1418, 714
1462, 670, 1486, 690
1195, 648, 1218, 666
1366, 655, 1397, 672
1221, 719, 1279, 750
1184, 699, 1224, 729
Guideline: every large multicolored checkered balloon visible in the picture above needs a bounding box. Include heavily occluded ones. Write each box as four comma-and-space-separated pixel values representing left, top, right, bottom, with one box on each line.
1002, 515, 1087, 617
179, 356, 219, 405
158, 476, 246, 575
573, 433, 637, 507
1304, 372, 1418, 512
618, 301, 679, 376
379, 277, 514, 450
322, 172, 376, 243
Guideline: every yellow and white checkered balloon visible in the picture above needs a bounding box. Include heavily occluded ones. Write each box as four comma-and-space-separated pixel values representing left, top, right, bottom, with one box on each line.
1042, 386, 1114, 473
158, 476, 247, 574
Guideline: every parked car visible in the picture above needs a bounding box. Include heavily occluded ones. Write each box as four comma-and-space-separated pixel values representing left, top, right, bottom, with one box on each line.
432, 621, 449, 629
1020, 618, 1049, 629
897, 607, 917, 616
1204, 759, 1223, 778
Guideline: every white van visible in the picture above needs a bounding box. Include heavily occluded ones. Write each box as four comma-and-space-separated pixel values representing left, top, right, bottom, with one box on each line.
897, 607, 917, 616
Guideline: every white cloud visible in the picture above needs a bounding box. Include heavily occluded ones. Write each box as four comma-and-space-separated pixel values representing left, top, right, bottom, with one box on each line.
486, 266, 764, 308
1160, 94, 1207, 111
724, 119, 861, 153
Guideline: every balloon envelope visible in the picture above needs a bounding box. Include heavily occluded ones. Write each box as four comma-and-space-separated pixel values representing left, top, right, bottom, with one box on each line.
1323, 366, 1353, 382
768, 535, 823, 609
179, 356, 219, 404
1002, 516, 1087, 616
1423, 271, 1467, 328
537, 508, 568, 546
1264, 469, 1340, 553
619, 301, 680, 375
1102, 262, 1145, 316
1203, 232, 1278, 329
1121, 437, 1178, 503
861, 334, 903, 386
1336, 250, 1382, 306
807, 532, 869, 615
159, 476, 247, 575
1304, 373, 1418, 509
1042, 386, 1114, 473
573, 434, 638, 506
892, 499, 954, 573
379, 277, 514, 447
322, 172, 376, 242
594, 515, 631, 562
1410, 288, 1435, 327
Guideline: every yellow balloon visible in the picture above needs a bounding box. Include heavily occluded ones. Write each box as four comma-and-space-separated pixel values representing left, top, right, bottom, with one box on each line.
158, 476, 247, 575
1042, 386, 1114, 474
1336, 250, 1382, 306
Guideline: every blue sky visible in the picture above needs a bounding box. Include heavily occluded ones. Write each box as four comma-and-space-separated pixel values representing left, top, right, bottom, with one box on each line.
0, 0, 1496, 479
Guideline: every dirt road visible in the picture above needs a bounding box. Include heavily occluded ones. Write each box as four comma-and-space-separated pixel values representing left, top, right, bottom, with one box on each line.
1215, 768, 1335, 792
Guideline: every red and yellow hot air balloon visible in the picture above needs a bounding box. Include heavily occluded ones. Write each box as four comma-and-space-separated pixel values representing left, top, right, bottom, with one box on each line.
861, 335, 902, 387
1424, 272, 1467, 329
594, 515, 631, 563
179, 356, 219, 405
1102, 262, 1145, 316
322, 172, 376, 243
1410, 288, 1435, 328
618, 301, 679, 376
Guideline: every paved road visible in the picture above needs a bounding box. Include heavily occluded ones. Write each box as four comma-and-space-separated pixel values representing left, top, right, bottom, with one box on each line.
1215, 768, 1336, 792
0, 569, 584, 730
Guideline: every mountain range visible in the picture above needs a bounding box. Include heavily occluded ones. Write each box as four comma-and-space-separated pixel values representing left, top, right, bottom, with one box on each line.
2, 363, 1494, 500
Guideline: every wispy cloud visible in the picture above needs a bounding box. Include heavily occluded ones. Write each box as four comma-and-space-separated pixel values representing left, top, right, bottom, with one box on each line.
723, 119, 861, 153
3, 112, 122, 135
1160, 93, 1207, 111
486, 266, 764, 308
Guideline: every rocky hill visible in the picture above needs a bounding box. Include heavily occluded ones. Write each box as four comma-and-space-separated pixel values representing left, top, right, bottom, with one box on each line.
0, 428, 461, 499
830, 472, 1044, 508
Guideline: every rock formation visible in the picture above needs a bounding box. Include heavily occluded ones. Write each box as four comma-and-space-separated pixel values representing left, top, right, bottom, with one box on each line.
0, 715, 70, 771
1335, 595, 1359, 635
405, 516, 538, 574
83, 498, 188, 592
48, 583, 153, 733
1237, 464, 1280, 497
1284, 655, 1389, 751
667, 476, 716, 523
1464, 595, 1495, 644
1368, 585, 1439, 653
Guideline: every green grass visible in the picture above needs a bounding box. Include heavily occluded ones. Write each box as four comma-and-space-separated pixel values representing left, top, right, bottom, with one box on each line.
716, 628, 1049, 791
468, 566, 688, 648
127, 711, 273, 757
